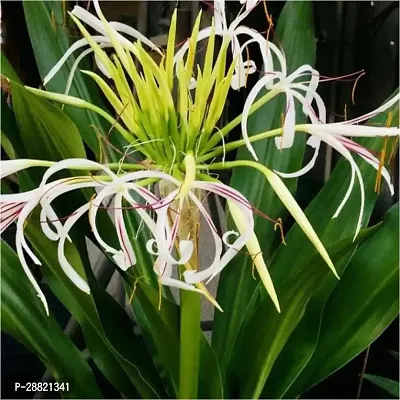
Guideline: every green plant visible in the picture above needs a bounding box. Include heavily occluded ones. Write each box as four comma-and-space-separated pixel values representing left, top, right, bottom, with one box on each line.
1, 1, 399, 399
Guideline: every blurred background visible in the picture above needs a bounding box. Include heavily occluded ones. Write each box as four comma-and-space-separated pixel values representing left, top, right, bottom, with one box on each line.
1, 1, 398, 398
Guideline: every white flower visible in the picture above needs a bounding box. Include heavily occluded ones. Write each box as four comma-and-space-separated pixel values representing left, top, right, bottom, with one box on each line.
174, 0, 267, 90
1, 156, 283, 312
293, 93, 400, 238
43, 0, 161, 90
242, 61, 324, 157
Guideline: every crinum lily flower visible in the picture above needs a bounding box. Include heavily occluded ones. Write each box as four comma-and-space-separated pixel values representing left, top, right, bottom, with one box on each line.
242, 55, 324, 156
295, 93, 400, 238
174, 0, 272, 90
43, 2, 162, 93
0, 157, 277, 311
17, 0, 387, 315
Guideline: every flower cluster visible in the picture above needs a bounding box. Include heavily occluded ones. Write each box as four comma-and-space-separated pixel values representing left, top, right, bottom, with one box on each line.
1, 0, 399, 315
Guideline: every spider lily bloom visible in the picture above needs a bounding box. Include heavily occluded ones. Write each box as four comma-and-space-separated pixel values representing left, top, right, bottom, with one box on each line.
155, 152, 281, 310
0, 158, 126, 313
0, 179, 94, 315
43, 2, 162, 89
242, 61, 324, 159
174, 0, 269, 90
295, 93, 400, 238
27, 4, 242, 165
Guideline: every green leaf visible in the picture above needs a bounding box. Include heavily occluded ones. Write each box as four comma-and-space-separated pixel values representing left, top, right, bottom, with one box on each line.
24, 216, 166, 398
1, 240, 102, 399
23, 0, 115, 157
228, 225, 378, 399
262, 225, 380, 398
10, 81, 86, 161
261, 93, 399, 398
1, 51, 22, 83
286, 204, 399, 396
364, 374, 400, 398
213, 1, 317, 381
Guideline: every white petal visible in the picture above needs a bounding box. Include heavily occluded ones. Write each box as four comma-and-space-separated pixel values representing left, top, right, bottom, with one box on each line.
159, 276, 201, 292
39, 180, 104, 241
1, 202, 25, 233
275, 90, 295, 149
241, 76, 275, 160
306, 124, 399, 137
340, 137, 394, 195
274, 136, 321, 178
1, 159, 51, 179
39, 159, 116, 196
114, 192, 136, 269
214, 0, 228, 31
290, 83, 327, 124
43, 36, 112, 85
307, 131, 365, 239
57, 203, 91, 293
15, 202, 49, 315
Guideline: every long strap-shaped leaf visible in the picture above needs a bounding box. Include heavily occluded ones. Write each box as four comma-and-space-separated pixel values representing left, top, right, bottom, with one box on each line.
285, 204, 399, 397
23, 1, 121, 160
259, 93, 399, 398
212, 1, 316, 382
1, 240, 102, 399
228, 224, 378, 399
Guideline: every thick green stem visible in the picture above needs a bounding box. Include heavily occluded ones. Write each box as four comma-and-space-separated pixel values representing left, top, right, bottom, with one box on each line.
179, 290, 202, 399
197, 127, 283, 163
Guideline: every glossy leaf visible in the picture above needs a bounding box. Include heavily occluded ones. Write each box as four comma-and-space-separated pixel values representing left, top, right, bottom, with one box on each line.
24, 217, 165, 399
213, 1, 316, 381
23, 0, 117, 157
262, 93, 399, 398
364, 374, 400, 398
263, 226, 379, 398
1, 240, 102, 399
10, 81, 86, 161
229, 224, 379, 399
287, 204, 399, 396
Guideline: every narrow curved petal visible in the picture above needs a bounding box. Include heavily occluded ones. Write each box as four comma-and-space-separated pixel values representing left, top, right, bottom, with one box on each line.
275, 89, 295, 149
339, 137, 394, 195
57, 203, 91, 293
339, 93, 399, 126
306, 124, 399, 137
39, 158, 116, 189
43, 36, 112, 85
287, 64, 320, 115
241, 76, 274, 160
114, 192, 137, 269
1, 159, 52, 179
214, 0, 228, 31
15, 202, 49, 315
306, 130, 366, 239
39, 180, 103, 241
1, 202, 25, 233
182, 191, 223, 283
274, 135, 321, 179
290, 83, 327, 124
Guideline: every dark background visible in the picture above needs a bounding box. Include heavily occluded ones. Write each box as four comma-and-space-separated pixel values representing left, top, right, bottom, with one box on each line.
1, 1, 399, 399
